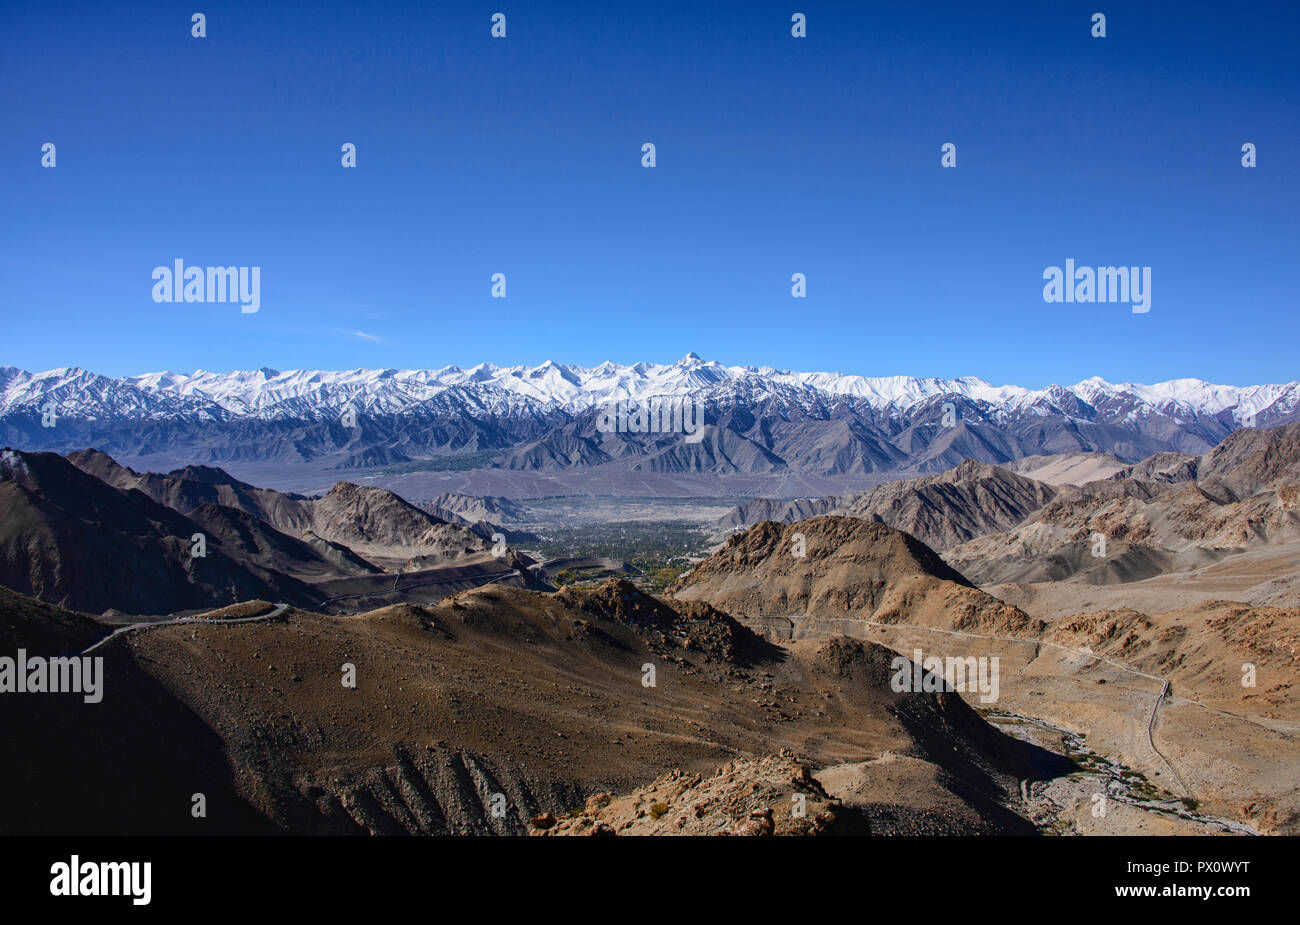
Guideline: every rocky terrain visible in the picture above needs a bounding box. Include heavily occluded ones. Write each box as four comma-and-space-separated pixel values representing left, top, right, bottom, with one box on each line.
67, 448, 489, 568
672, 513, 1300, 834
714, 458, 1058, 548
0, 579, 1062, 835
2, 420, 1298, 837
834, 460, 1058, 550
416, 494, 540, 545
0, 447, 502, 615
674, 515, 1039, 637
715, 423, 1300, 609
531, 753, 867, 835
945, 424, 1300, 591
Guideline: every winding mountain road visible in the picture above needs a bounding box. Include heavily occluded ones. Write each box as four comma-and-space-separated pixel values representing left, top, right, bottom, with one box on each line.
761, 613, 1192, 798
81, 602, 291, 655
1146, 680, 1191, 798
81, 568, 525, 654
315, 569, 520, 607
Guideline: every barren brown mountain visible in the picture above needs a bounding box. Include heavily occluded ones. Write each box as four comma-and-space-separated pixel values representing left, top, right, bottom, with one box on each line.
945, 424, 1300, 592
0, 447, 512, 616
0, 578, 1066, 835
6, 425, 1300, 836
673, 515, 1039, 636
835, 459, 1058, 551
0, 449, 322, 614
673, 510, 1300, 833
716, 459, 1058, 548
68, 448, 489, 568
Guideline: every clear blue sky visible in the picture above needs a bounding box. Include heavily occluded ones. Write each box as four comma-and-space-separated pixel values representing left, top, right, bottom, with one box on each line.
3, 1, 1297, 387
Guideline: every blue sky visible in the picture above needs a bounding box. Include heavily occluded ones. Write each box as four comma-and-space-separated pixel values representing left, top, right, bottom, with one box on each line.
3, 1, 1297, 387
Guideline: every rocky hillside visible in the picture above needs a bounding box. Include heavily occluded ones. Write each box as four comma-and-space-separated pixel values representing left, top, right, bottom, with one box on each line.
532, 753, 867, 835
717, 459, 1059, 551
946, 424, 1300, 587
0, 449, 321, 614
835, 459, 1058, 551
0, 581, 1060, 835
673, 516, 1039, 636
0, 447, 497, 615
68, 448, 488, 568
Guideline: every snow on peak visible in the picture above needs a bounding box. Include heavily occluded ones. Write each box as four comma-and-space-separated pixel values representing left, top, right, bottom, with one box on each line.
1, 358, 1295, 423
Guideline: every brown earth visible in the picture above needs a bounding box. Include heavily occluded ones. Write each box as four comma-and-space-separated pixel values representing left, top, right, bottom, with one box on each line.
673, 516, 1040, 637
836, 459, 1058, 551
677, 515, 1300, 833
945, 424, 1300, 593
0, 579, 1064, 835
532, 753, 866, 836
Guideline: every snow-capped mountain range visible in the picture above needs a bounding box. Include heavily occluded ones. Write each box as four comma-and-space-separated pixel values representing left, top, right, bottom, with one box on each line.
3, 354, 1298, 484
3, 354, 1295, 422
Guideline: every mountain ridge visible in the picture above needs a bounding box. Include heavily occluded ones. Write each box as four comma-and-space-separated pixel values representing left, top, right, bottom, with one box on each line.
5, 359, 1298, 419
5, 359, 1299, 483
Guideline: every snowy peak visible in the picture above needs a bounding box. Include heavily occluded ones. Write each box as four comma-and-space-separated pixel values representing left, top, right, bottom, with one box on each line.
1, 359, 1297, 425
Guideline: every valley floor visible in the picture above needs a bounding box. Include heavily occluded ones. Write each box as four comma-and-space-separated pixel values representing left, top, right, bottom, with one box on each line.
740, 611, 1298, 835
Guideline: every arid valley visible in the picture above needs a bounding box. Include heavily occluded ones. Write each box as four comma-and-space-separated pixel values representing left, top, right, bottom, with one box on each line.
4, 407, 1298, 837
